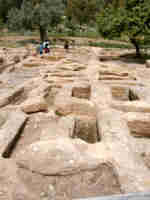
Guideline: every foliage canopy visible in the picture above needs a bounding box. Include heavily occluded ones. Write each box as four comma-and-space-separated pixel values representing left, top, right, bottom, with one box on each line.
66, 0, 102, 25
97, 0, 150, 56
7, 0, 65, 41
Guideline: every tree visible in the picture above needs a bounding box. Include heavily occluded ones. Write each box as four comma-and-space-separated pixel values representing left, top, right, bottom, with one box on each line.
66, 0, 103, 27
0, 0, 23, 23
7, 0, 64, 41
97, 0, 150, 56
112, 0, 125, 8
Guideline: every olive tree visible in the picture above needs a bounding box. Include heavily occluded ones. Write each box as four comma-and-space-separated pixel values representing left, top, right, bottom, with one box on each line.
7, 0, 64, 41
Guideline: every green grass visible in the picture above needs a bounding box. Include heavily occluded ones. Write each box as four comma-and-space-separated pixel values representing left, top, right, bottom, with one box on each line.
88, 41, 133, 49
48, 30, 100, 38
74, 31, 99, 38
16, 39, 39, 45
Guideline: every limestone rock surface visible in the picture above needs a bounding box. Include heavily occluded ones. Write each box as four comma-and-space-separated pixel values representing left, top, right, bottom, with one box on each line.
21, 97, 48, 113
0, 158, 37, 200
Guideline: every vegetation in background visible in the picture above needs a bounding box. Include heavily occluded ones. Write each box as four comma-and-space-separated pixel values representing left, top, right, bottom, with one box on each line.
97, 0, 150, 57
7, 0, 65, 41
65, 0, 104, 36
66, 0, 103, 26
0, 0, 23, 24
0, 0, 150, 57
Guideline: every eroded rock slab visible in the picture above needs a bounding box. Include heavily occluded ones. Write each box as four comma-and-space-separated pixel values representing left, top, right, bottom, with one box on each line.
0, 109, 27, 157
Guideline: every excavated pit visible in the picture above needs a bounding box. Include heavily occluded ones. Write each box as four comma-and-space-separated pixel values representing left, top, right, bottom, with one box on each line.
111, 86, 139, 101
71, 116, 101, 144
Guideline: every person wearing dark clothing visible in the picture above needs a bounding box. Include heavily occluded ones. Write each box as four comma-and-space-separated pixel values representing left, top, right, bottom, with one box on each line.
43, 40, 50, 54
64, 40, 69, 52
45, 42, 50, 53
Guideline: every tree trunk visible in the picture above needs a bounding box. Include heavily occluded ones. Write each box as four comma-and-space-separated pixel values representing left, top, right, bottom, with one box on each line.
130, 38, 141, 57
39, 26, 48, 42
112, 0, 125, 8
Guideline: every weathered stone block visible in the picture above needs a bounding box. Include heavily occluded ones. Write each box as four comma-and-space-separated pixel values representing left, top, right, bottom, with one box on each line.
21, 97, 48, 113
111, 86, 129, 101
0, 110, 27, 157
124, 112, 150, 137
55, 97, 97, 117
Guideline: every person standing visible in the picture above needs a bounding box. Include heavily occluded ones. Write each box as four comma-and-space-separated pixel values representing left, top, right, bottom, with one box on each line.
64, 40, 69, 52
43, 40, 50, 53
45, 40, 50, 53
39, 42, 43, 55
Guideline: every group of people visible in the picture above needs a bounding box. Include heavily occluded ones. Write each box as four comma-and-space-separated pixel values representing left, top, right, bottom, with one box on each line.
37, 39, 70, 55
38, 40, 50, 55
